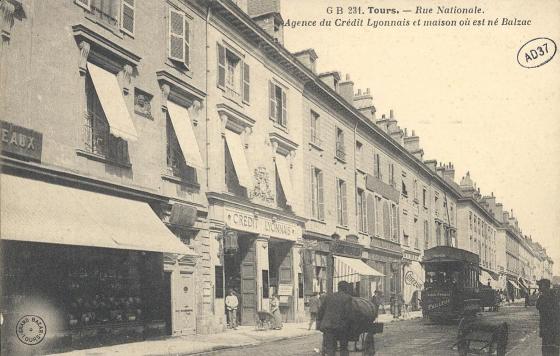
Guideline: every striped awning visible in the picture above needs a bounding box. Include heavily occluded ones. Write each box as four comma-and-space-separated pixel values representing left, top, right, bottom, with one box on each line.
333, 255, 384, 287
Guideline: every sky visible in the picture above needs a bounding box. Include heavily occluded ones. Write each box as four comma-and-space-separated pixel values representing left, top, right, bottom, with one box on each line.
281, 0, 560, 274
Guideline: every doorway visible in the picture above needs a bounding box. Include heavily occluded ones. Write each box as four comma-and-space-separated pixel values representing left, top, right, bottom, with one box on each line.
268, 239, 293, 322
163, 271, 172, 335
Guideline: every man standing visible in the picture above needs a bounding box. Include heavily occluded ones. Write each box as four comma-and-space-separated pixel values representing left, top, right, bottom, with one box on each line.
536, 279, 559, 356
308, 292, 321, 330
317, 281, 353, 356
225, 289, 239, 330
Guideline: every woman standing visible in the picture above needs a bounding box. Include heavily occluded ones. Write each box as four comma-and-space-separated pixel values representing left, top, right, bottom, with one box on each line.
270, 294, 283, 330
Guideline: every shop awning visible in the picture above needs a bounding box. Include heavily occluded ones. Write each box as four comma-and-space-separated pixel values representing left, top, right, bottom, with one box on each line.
479, 270, 494, 286
87, 62, 138, 141
334, 255, 385, 284
275, 155, 295, 206
224, 130, 252, 188
1, 175, 195, 255
507, 279, 521, 290
167, 101, 204, 168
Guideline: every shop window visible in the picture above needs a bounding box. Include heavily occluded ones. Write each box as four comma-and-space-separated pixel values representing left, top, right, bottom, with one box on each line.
262, 270, 269, 298
336, 178, 348, 227
76, 0, 135, 36
84, 74, 130, 165
215, 265, 224, 299
269, 81, 287, 127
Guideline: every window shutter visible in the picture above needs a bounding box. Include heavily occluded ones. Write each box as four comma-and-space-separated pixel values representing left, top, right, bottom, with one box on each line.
383, 201, 390, 240
269, 81, 276, 120
169, 9, 185, 62
317, 170, 324, 221
281, 89, 287, 126
311, 167, 317, 218
310, 113, 315, 141
341, 181, 347, 226
184, 18, 190, 67
367, 193, 375, 235
121, 0, 135, 35
217, 43, 226, 88
242, 62, 250, 103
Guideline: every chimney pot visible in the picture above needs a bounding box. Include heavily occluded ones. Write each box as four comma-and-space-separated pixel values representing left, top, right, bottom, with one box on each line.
357, 88, 362, 95
382, 114, 386, 119
390, 109, 394, 119
366, 88, 370, 94
411, 129, 415, 136
346, 73, 351, 80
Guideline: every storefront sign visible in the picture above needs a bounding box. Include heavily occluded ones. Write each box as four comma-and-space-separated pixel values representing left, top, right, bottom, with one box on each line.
0, 121, 43, 162
225, 208, 301, 241
331, 240, 362, 258
370, 236, 402, 255
403, 251, 420, 261
278, 284, 293, 295
404, 270, 423, 289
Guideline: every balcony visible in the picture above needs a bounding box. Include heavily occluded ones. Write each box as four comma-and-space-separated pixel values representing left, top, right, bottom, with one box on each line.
335, 145, 346, 162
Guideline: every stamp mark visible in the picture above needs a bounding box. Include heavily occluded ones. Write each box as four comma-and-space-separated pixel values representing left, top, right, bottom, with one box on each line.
517, 37, 557, 68
16, 315, 46, 345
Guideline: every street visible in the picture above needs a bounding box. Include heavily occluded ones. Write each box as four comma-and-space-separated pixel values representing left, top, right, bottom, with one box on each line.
198, 305, 540, 356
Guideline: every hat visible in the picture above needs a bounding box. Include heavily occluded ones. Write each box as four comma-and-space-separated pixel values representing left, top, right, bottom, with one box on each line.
537, 279, 551, 288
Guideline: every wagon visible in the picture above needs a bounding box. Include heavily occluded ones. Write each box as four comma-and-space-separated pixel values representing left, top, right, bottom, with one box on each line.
453, 318, 508, 356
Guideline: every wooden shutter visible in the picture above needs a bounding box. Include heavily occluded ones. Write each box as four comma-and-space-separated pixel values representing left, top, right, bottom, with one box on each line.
367, 193, 375, 235
242, 62, 250, 103
336, 179, 341, 224
310, 113, 315, 142
269, 81, 276, 120
317, 170, 324, 221
217, 43, 226, 88
240, 239, 257, 325
303, 250, 314, 296
121, 0, 135, 35
341, 181, 347, 226
184, 18, 190, 67
281, 89, 287, 127
169, 9, 185, 62
311, 167, 317, 218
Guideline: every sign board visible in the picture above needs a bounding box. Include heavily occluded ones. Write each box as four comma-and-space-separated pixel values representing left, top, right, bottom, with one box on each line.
331, 240, 362, 258
0, 121, 42, 162
278, 284, 293, 296
224, 207, 301, 241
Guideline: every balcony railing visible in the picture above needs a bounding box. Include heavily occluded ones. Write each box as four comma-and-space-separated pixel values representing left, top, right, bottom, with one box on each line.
335, 145, 346, 161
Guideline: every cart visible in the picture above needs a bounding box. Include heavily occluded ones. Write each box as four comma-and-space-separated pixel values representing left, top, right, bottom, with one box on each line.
454, 319, 508, 355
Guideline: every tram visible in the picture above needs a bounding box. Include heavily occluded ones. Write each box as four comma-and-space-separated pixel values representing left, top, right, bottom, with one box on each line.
421, 246, 481, 321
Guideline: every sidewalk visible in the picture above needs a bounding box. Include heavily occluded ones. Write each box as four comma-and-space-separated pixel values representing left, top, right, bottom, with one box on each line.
49, 312, 422, 356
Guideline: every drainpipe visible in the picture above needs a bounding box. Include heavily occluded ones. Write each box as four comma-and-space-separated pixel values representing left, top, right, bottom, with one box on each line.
205, 1, 213, 189
353, 118, 359, 232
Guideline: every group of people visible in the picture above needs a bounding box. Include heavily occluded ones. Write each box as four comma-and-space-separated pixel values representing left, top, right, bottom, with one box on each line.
535, 279, 560, 356
224, 289, 283, 330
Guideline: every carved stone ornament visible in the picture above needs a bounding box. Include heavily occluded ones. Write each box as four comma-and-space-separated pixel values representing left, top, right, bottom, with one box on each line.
160, 83, 171, 112
249, 166, 274, 205
1, 0, 15, 41
118, 64, 133, 95
78, 41, 91, 76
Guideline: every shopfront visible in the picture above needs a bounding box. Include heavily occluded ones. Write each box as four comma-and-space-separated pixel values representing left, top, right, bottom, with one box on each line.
216, 205, 303, 326
367, 236, 403, 303
402, 250, 424, 311
0, 174, 196, 355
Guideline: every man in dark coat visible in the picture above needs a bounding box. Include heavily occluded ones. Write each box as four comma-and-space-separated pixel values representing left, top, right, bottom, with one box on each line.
536, 279, 560, 356
317, 281, 353, 356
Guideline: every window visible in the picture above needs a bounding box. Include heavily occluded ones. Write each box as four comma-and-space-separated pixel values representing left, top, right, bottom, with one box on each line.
388, 163, 395, 187
357, 189, 367, 232
382, 201, 390, 240
215, 266, 224, 298
356, 141, 363, 169
166, 117, 196, 181
375, 196, 383, 236
311, 167, 324, 221
401, 180, 408, 197
403, 213, 409, 246
335, 128, 345, 161
168, 8, 190, 67
374, 153, 382, 179
413, 180, 418, 200
391, 204, 399, 242
434, 195, 439, 215
469, 212, 473, 230
217, 44, 250, 103
414, 217, 419, 249
84, 74, 130, 164
422, 188, 427, 208
76, 0, 135, 35
310, 110, 321, 146
224, 141, 247, 197
336, 178, 347, 226
276, 163, 288, 209
424, 220, 430, 249
269, 81, 286, 126
436, 223, 442, 246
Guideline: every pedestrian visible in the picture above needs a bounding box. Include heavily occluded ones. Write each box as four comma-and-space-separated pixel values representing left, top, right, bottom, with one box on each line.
536, 279, 560, 356
308, 292, 321, 330
317, 281, 353, 356
371, 290, 381, 317
270, 294, 283, 330
225, 289, 239, 330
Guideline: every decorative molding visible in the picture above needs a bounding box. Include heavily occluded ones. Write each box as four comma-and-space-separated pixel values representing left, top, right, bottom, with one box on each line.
118, 64, 133, 95
269, 132, 298, 158
249, 166, 274, 206
78, 41, 91, 76
156, 69, 206, 110
160, 84, 171, 112
217, 103, 255, 134
0, 0, 17, 42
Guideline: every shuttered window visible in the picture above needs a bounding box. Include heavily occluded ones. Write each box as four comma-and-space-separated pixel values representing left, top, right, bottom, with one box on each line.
269, 81, 287, 127
168, 8, 190, 67
375, 196, 383, 237
242, 62, 250, 103
336, 178, 347, 226
311, 167, 324, 221
366, 193, 375, 235
121, 0, 135, 35
217, 43, 226, 88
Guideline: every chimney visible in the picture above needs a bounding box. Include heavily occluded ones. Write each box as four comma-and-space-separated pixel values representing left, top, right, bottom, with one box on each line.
424, 159, 437, 172
495, 203, 504, 223
318, 71, 341, 91
436, 162, 445, 178
403, 129, 424, 160
247, 0, 284, 44
293, 48, 318, 73
353, 88, 376, 121
338, 74, 354, 103
442, 162, 455, 182
375, 113, 390, 133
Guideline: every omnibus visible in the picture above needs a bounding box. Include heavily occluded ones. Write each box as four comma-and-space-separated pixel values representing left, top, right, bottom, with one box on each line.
421, 246, 481, 321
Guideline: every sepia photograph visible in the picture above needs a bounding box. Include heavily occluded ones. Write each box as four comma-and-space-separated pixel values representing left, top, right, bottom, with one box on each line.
0, 0, 559, 355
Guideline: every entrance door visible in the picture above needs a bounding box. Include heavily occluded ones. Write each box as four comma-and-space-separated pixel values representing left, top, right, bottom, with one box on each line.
240, 238, 257, 325
278, 243, 293, 321
173, 271, 196, 335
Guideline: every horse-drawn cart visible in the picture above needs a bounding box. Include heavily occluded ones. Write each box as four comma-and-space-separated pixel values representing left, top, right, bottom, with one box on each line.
454, 319, 508, 356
